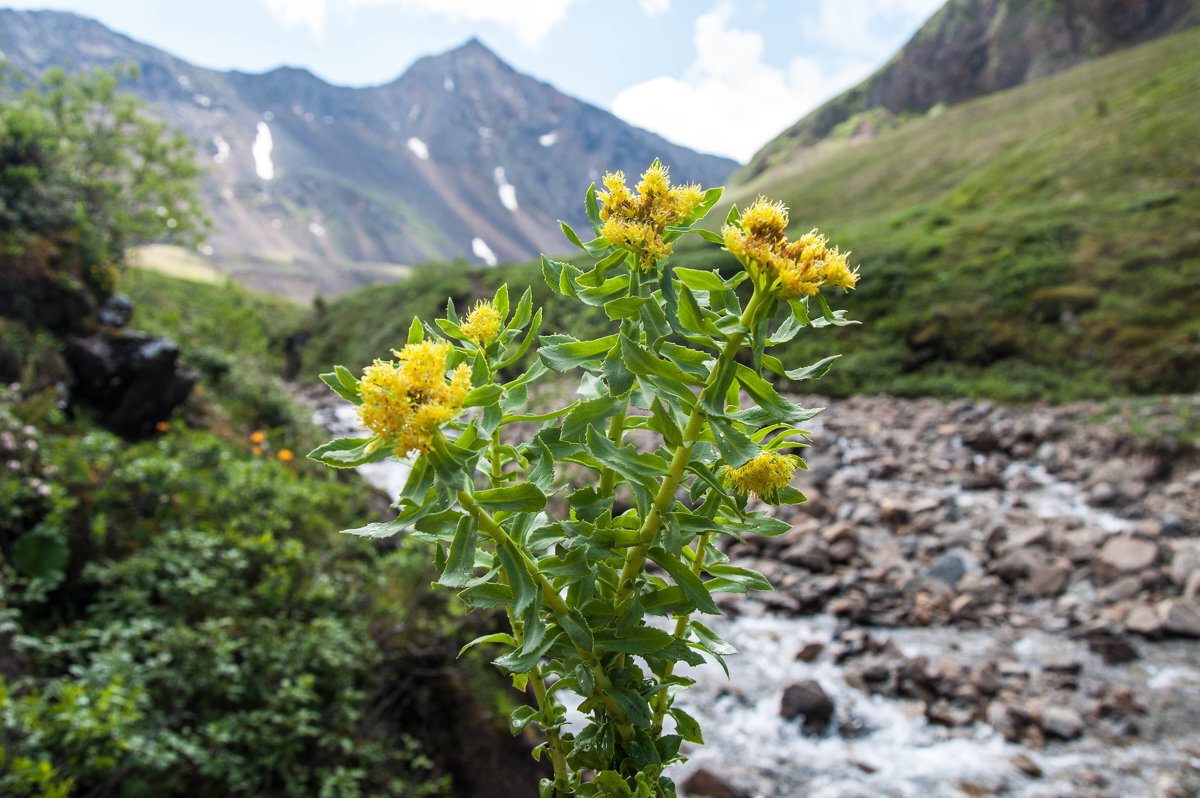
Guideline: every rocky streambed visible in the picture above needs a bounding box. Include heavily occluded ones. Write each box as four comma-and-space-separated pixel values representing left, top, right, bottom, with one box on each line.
671, 395, 1200, 798
307, 389, 1200, 797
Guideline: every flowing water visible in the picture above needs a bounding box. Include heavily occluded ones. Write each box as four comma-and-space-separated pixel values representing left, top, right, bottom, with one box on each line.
312, 406, 1200, 797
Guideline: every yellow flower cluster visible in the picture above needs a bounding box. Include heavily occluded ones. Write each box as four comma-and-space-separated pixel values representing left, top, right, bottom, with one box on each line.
724, 451, 800, 500
357, 339, 471, 456
461, 300, 501, 347
723, 197, 859, 299
597, 161, 706, 272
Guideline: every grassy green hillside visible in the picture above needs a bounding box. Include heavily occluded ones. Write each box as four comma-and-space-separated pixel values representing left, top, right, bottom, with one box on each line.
689, 26, 1200, 400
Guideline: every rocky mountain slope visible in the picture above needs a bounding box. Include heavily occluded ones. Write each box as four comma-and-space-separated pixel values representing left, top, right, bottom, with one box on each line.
0, 9, 736, 299
740, 0, 1200, 182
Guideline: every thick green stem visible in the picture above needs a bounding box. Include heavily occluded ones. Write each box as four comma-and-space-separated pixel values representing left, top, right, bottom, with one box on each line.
613, 287, 767, 602
651, 532, 712, 730
597, 397, 628, 497
457, 489, 635, 741
528, 668, 571, 791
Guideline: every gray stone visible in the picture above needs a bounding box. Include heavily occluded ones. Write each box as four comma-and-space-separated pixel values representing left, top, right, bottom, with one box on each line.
1124, 603, 1163, 635
1011, 753, 1044, 778
1158, 599, 1200, 638
925, 552, 969, 587
1095, 536, 1159, 576
1089, 481, 1119, 506
1024, 563, 1071, 598
1040, 705, 1084, 740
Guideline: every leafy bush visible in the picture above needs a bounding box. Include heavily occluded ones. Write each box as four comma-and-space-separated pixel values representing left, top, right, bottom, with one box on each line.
0, 392, 509, 797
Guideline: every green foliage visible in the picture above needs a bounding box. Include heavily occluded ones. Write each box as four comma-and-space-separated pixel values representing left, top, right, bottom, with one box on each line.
312, 164, 860, 796
0, 389, 485, 797
0, 64, 205, 273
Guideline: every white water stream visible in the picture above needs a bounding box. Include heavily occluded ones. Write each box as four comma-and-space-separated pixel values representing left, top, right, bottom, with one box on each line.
313, 406, 1200, 797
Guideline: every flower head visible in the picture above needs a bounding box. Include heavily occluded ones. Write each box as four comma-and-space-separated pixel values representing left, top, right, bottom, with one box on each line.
723, 451, 801, 503
723, 197, 859, 299
461, 300, 502, 347
357, 339, 471, 456
596, 161, 707, 272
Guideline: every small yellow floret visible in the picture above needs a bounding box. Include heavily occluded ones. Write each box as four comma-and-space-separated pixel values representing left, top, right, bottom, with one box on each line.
739, 197, 789, 239
724, 200, 860, 299
462, 300, 502, 346
593, 161, 708, 272
724, 452, 799, 500
357, 339, 471, 456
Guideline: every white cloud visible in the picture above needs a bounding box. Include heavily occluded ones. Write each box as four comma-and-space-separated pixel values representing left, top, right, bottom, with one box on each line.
813, 0, 943, 59
260, 0, 328, 38
259, 0, 579, 43
611, 3, 873, 163
349, 0, 579, 43
639, 0, 670, 16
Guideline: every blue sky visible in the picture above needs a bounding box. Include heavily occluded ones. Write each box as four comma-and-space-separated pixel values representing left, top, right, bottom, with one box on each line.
5, 0, 945, 161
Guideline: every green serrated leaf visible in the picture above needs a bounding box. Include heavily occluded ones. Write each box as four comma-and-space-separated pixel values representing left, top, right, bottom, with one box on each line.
675, 267, 728, 292
585, 426, 667, 486
307, 437, 391, 468
407, 315, 424, 345
320, 370, 361, 405
647, 547, 720, 615
669, 707, 704, 744
604, 295, 646, 320
540, 334, 617, 372
340, 520, 406, 539
562, 394, 625, 442
438, 515, 478, 588
706, 416, 759, 469
474, 483, 547, 512
463, 383, 503, 409
459, 632, 517, 659
560, 220, 586, 250
585, 183, 603, 235
509, 705, 539, 736
735, 365, 807, 424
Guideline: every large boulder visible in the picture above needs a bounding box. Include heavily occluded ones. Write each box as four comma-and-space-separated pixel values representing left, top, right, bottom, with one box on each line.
780, 679, 835, 734
65, 331, 197, 438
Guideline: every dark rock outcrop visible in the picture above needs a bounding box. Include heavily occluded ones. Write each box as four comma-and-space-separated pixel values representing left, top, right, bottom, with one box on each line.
64, 332, 197, 438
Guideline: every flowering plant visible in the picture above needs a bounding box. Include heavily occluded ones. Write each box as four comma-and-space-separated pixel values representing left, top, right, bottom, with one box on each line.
311, 161, 858, 797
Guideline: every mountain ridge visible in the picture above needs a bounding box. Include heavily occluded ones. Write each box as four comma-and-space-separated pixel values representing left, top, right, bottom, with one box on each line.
0, 8, 737, 299
739, 0, 1200, 184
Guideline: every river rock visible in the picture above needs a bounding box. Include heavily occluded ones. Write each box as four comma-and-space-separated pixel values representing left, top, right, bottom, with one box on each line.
680, 768, 750, 798
1123, 603, 1163, 636
780, 679, 834, 733
1086, 634, 1139, 665
925, 551, 971, 588
1040, 705, 1085, 740
1095, 536, 1159, 577
1023, 562, 1072, 598
1158, 599, 1200, 637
